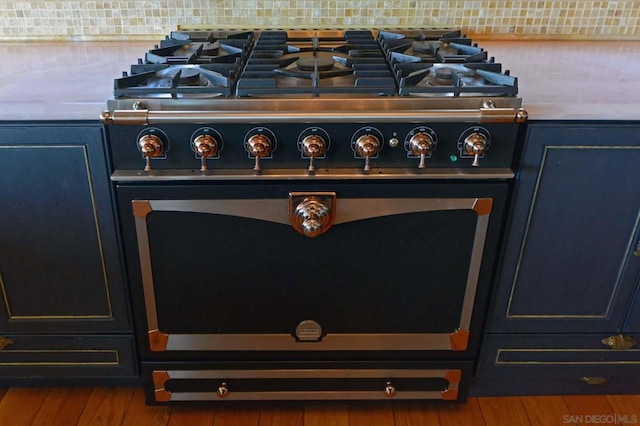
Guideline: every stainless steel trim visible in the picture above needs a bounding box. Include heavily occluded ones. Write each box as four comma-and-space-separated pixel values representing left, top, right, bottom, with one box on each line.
107, 108, 518, 125
167, 368, 451, 379
169, 390, 445, 401
134, 197, 491, 352
111, 168, 515, 182
164, 333, 453, 351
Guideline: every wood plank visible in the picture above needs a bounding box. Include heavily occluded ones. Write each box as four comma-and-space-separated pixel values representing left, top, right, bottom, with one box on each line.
0, 387, 49, 426
167, 405, 215, 426
258, 403, 304, 426
212, 404, 260, 426
31, 387, 93, 426
393, 402, 440, 426
477, 396, 531, 426
563, 395, 616, 426
605, 395, 640, 423
438, 398, 485, 426
303, 402, 348, 426
520, 396, 573, 426
121, 387, 171, 426
348, 402, 395, 426
76, 387, 135, 426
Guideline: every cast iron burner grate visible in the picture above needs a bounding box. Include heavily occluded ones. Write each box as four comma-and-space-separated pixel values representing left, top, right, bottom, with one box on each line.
236, 30, 397, 97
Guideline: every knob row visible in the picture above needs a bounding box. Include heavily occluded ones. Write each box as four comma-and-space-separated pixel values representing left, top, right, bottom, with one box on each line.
136, 129, 491, 171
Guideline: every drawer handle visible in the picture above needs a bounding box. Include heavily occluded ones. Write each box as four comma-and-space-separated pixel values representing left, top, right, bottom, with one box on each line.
580, 376, 608, 385
0, 336, 13, 350
384, 381, 397, 398
601, 335, 637, 350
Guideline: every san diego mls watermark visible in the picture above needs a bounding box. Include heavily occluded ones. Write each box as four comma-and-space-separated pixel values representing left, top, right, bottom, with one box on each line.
563, 414, 638, 424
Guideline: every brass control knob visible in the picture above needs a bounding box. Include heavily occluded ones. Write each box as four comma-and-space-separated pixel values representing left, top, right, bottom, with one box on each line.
384, 381, 397, 398
408, 132, 436, 169
193, 134, 219, 171
138, 134, 164, 172
216, 382, 230, 398
463, 132, 489, 167
246, 134, 273, 171
293, 196, 333, 238
300, 134, 327, 172
355, 134, 381, 171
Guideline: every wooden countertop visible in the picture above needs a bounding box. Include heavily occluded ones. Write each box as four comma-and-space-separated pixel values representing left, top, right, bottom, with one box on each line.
0, 40, 639, 121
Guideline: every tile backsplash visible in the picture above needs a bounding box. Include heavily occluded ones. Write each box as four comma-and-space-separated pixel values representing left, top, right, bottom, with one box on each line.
1, 1, 638, 41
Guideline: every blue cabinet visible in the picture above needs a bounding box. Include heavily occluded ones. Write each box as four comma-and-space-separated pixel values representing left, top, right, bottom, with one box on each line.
0, 123, 137, 383
475, 122, 640, 395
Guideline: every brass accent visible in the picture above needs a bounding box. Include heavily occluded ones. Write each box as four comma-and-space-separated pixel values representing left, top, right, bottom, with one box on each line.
384, 381, 397, 397
148, 329, 169, 352
289, 192, 337, 238
138, 134, 164, 171
99, 110, 113, 124
0, 336, 14, 350
449, 329, 470, 351
441, 387, 459, 401
246, 133, 273, 171
515, 108, 529, 123
463, 132, 489, 167
300, 134, 327, 172
132, 200, 153, 218
472, 198, 493, 216
153, 370, 170, 388
192, 134, 219, 172
601, 335, 637, 350
408, 132, 436, 169
445, 369, 462, 385
580, 376, 608, 385
354, 134, 380, 171
217, 382, 230, 398
388, 137, 400, 148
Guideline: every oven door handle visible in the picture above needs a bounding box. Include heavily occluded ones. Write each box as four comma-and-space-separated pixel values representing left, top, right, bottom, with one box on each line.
101, 108, 527, 125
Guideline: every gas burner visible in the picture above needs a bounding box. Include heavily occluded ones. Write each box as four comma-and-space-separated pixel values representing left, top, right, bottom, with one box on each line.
412, 41, 437, 54
297, 57, 335, 72
200, 42, 220, 56
176, 68, 206, 86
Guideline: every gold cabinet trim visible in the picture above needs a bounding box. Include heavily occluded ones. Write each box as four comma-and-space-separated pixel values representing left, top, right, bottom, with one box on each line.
0, 144, 114, 320
0, 349, 120, 366
506, 145, 640, 319
495, 348, 640, 365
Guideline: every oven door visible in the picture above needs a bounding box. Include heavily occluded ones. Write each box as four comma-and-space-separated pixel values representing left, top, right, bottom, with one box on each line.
117, 181, 507, 359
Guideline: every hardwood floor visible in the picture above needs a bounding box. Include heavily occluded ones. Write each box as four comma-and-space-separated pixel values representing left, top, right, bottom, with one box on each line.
0, 388, 638, 425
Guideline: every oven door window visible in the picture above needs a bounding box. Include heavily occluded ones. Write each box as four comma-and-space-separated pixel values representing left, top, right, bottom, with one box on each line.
126, 187, 502, 354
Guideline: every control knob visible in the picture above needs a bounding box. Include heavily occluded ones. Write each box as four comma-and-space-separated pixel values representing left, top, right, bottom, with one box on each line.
138, 134, 164, 172
246, 133, 273, 171
408, 132, 436, 169
192, 134, 219, 171
354, 134, 381, 171
300, 134, 327, 172
463, 132, 489, 167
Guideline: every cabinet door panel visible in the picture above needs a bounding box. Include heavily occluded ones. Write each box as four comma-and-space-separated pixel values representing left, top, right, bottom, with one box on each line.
0, 124, 130, 332
488, 123, 640, 332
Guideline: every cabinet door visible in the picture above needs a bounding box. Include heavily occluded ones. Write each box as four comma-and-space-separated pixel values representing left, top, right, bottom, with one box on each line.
487, 123, 640, 333
0, 124, 130, 332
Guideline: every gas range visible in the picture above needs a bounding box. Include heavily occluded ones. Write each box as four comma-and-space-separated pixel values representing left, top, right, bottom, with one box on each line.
102, 28, 526, 179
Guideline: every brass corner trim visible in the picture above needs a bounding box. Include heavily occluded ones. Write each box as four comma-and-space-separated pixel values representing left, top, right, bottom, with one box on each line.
449, 329, 470, 351
444, 369, 462, 385
0, 336, 14, 350
132, 200, 153, 218
155, 389, 172, 402
441, 387, 459, 401
472, 198, 493, 216
152, 370, 170, 388
148, 329, 169, 352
